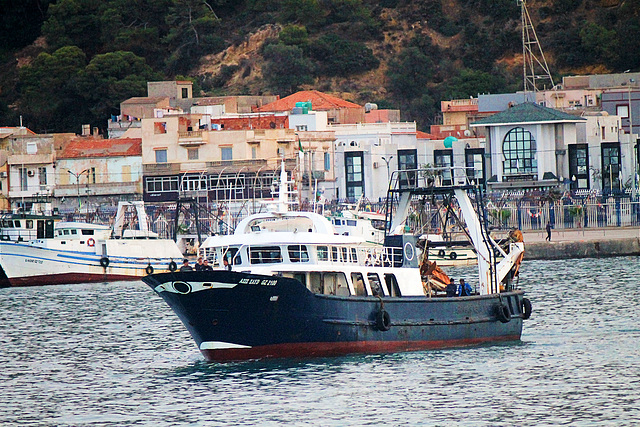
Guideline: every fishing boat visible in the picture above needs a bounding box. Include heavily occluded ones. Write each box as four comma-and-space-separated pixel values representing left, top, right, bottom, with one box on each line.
0, 211, 60, 242
141, 164, 531, 361
0, 201, 183, 287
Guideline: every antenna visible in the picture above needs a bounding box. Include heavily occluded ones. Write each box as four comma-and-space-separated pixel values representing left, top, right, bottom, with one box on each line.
520, 0, 554, 94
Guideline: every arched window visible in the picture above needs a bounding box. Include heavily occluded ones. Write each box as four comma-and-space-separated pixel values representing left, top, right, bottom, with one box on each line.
502, 127, 537, 176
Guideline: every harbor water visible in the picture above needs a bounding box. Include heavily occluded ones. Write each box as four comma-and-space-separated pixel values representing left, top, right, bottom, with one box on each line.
1, 257, 639, 426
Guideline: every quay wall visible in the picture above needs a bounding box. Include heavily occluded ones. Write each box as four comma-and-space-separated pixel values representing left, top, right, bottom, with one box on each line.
524, 238, 640, 260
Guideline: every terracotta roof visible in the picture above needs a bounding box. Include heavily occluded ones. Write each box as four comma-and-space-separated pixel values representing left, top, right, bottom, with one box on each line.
121, 96, 168, 104
255, 90, 362, 112
471, 102, 586, 126
58, 138, 142, 159
416, 131, 431, 139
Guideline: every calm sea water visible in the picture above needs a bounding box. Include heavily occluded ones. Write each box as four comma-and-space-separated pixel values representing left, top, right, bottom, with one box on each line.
1, 257, 639, 426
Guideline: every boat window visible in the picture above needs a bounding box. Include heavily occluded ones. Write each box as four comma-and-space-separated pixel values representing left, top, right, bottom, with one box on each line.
70, 229, 77, 235
384, 274, 402, 297
226, 247, 242, 265
293, 272, 306, 287
341, 247, 348, 263
317, 246, 329, 261
288, 245, 309, 263
249, 246, 282, 264
351, 272, 367, 296
331, 246, 338, 262
26, 220, 33, 229
14, 220, 20, 227
309, 272, 322, 293
323, 272, 350, 296
81, 230, 94, 235
63, 230, 70, 235
367, 273, 384, 296
350, 248, 358, 263
347, 220, 357, 227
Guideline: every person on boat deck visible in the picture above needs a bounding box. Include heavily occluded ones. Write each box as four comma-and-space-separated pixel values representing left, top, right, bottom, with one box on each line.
223, 257, 232, 271
202, 259, 213, 271
179, 259, 193, 272
446, 279, 457, 297
194, 257, 205, 271
458, 278, 472, 296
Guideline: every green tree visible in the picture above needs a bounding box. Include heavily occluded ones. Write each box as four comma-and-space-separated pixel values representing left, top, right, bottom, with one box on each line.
386, 47, 434, 100
441, 69, 506, 100
309, 33, 379, 77
78, 51, 161, 124
18, 46, 88, 132
279, 25, 309, 47
579, 21, 619, 65
41, 0, 103, 54
262, 43, 314, 94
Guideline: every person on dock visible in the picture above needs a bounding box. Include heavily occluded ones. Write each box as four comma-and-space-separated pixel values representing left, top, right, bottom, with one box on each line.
194, 257, 205, 271
458, 278, 472, 296
179, 259, 193, 272
202, 259, 213, 271
546, 222, 552, 241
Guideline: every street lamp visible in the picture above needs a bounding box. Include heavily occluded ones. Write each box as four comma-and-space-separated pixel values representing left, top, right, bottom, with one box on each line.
68, 169, 89, 211
382, 156, 393, 187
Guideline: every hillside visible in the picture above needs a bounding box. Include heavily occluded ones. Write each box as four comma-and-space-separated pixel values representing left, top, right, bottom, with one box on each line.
0, 0, 638, 133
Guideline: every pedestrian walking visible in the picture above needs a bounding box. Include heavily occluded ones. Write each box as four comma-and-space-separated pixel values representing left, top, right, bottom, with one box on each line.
546, 221, 552, 241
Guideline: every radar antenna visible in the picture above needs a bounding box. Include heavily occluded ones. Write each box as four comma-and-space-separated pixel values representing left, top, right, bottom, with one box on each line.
520, 0, 554, 93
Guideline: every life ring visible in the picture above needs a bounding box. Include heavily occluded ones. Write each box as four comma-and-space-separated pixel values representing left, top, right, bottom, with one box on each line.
99, 257, 109, 268
521, 298, 532, 320
87, 238, 95, 247
168, 261, 177, 272
496, 303, 511, 323
376, 309, 391, 331
449, 251, 458, 260
437, 249, 445, 258
145, 265, 154, 275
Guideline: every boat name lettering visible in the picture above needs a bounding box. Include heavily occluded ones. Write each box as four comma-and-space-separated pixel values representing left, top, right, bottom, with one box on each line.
238, 278, 277, 286
25, 259, 43, 264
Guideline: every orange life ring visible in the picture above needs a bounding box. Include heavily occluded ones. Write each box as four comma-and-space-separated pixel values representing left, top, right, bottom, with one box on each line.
87, 238, 95, 247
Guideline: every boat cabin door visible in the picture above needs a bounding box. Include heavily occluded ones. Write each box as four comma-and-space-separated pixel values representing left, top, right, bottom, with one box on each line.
99, 243, 107, 257
37, 219, 56, 239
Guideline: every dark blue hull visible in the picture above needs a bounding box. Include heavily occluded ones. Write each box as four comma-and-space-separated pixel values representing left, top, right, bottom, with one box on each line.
143, 271, 526, 361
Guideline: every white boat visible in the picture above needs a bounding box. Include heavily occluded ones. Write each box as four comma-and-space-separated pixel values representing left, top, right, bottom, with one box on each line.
141, 164, 531, 362
420, 233, 478, 266
0, 201, 183, 287
330, 209, 386, 244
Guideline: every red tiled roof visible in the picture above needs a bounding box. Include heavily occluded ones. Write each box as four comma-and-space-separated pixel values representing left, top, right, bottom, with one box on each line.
58, 138, 142, 159
416, 131, 432, 139
255, 90, 362, 112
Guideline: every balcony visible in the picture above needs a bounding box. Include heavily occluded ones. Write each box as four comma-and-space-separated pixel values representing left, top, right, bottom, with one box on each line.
178, 130, 205, 146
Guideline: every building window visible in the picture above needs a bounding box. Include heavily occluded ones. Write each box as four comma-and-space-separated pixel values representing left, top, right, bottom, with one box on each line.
19, 168, 28, 191
181, 88, 188, 98
155, 149, 167, 163
154, 122, 167, 134
221, 147, 233, 161
434, 149, 453, 185
601, 142, 621, 192
89, 167, 96, 184
324, 152, 331, 171
465, 148, 485, 185
345, 152, 364, 201
146, 176, 179, 193
568, 144, 589, 189
38, 167, 47, 186
187, 148, 199, 160
295, 125, 308, 131
502, 127, 537, 177
398, 149, 417, 188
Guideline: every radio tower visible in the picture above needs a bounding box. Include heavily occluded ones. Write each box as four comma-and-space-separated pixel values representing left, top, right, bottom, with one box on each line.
520, 0, 554, 93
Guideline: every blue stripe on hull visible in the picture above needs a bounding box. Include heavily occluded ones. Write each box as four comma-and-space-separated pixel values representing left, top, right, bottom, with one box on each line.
143, 271, 525, 361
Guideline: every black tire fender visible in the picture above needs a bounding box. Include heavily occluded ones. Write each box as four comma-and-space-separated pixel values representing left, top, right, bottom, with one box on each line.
168, 261, 177, 272
496, 303, 511, 323
99, 257, 109, 268
449, 251, 458, 260
376, 309, 391, 331
145, 264, 154, 275
437, 249, 445, 258
522, 297, 532, 320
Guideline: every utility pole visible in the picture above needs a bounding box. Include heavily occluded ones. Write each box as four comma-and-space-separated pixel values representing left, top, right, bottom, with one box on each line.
68, 169, 89, 211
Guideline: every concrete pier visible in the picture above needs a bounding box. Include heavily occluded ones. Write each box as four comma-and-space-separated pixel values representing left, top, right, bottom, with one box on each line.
520, 227, 640, 260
